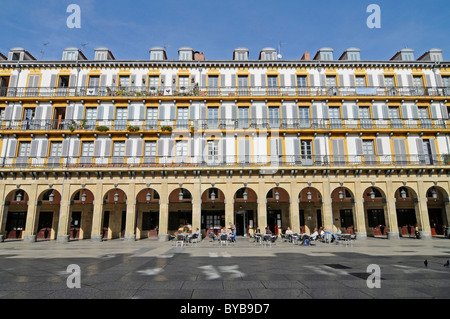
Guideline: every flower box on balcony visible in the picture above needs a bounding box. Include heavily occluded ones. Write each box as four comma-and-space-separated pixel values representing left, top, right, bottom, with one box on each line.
95, 126, 109, 132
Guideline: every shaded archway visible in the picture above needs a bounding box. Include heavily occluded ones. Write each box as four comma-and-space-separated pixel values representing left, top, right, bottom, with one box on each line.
68, 188, 95, 240
299, 187, 323, 234
136, 188, 160, 239
426, 186, 449, 236
394, 186, 419, 238
102, 188, 127, 240
266, 187, 290, 235
168, 187, 193, 234
201, 187, 225, 237
234, 187, 258, 236
331, 186, 356, 235
36, 189, 61, 240
363, 186, 388, 237
2, 189, 29, 240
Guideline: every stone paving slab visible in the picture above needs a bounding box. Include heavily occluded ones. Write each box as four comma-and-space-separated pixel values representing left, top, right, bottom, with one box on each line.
0, 237, 449, 299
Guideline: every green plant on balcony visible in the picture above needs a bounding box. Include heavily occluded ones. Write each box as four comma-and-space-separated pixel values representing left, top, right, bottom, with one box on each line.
127, 125, 140, 132
68, 125, 75, 132
443, 154, 450, 165
160, 125, 173, 132
95, 125, 109, 132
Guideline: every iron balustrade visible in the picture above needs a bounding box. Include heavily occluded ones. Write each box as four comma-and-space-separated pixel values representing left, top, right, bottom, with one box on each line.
0, 154, 447, 169
1, 86, 450, 98
0, 118, 448, 132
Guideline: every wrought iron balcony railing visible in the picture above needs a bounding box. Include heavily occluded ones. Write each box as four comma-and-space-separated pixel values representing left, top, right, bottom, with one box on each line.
0, 154, 448, 170
1, 85, 450, 98
0, 118, 448, 132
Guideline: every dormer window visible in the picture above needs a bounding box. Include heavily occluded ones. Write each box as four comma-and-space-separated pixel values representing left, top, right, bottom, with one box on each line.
260, 48, 277, 61
178, 47, 194, 61
234, 48, 249, 61
150, 51, 164, 60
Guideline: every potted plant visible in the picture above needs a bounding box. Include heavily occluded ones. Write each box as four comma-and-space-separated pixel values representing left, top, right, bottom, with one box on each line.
127, 125, 140, 132
95, 125, 109, 132
443, 154, 450, 165
69, 125, 75, 132
161, 125, 173, 132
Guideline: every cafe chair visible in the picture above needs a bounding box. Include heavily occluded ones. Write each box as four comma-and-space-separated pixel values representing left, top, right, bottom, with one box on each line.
175, 234, 185, 247
219, 234, 228, 247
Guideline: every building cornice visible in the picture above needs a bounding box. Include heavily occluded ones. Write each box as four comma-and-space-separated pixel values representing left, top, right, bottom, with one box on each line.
0, 60, 447, 70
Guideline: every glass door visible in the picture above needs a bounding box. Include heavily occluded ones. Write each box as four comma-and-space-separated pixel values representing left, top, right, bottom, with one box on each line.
207, 140, 219, 166
299, 107, 310, 128
360, 107, 372, 128
177, 107, 189, 129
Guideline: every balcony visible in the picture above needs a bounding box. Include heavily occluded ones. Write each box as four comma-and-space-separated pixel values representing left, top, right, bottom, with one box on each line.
0, 154, 448, 170
1, 85, 449, 98
0, 118, 448, 133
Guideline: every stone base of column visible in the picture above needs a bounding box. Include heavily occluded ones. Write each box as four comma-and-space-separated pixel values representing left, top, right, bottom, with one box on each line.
419, 231, 432, 240
56, 235, 69, 243
23, 235, 37, 243
91, 235, 103, 242
355, 232, 367, 240
124, 234, 136, 242
0, 235, 4, 242
387, 232, 400, 240
158, 234, 169, 242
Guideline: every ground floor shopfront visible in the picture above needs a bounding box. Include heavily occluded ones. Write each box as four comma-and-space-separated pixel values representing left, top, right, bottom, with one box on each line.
0, 167, 449, 243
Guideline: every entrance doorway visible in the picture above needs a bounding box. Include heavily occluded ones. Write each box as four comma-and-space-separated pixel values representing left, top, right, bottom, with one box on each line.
267, 210, 282, 235
70, 212, 82, 239
102, 211, 110, 239
37, 212, 53, 240
6, 211, 27, 239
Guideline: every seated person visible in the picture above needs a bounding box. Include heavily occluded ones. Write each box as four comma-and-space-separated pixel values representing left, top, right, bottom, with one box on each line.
285, 227, 294, 242
310, 228, 319, 240
265, 227, 272, 235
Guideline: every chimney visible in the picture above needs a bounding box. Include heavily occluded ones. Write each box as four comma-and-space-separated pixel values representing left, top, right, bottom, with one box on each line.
301, 51, 310, 61
194, 51, 205, 61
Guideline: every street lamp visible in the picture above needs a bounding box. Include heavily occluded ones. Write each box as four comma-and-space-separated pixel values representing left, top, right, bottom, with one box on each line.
243, 190, 248, 202
431, 187, 438, 200
114, 192, 119, 204
210, 189, 216, 202
81, 192, 87, 203
179, 189, 184, 202
306, 190, 312, 201
146, 191, 152, 202
15, 191, 23, 202
338, 189, 344, 201
275, 190, 280, 202
48, 191, 55, 203
400, 188, 407, 199
370, 188, 376, 201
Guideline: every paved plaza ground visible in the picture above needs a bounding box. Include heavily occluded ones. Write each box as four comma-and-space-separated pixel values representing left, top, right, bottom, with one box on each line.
0, 236, 449, 301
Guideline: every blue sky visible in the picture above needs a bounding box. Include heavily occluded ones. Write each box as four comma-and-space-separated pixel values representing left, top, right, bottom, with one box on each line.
0, 0, 449, 61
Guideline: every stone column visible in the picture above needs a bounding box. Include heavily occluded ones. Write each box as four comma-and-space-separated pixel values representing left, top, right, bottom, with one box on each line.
289, 182, 300, 233
385, 182, 399, 239
0, 184, 6, 242
91, 185, 104, 242
417, 181, 432, 240
124, 184, 137, 241
158, 183, 169, 241
23, 186, 38, 243
56, 183, 72, 243
321, 181, 333, 231
191, 181, 202, 234
354, 181, 367, 239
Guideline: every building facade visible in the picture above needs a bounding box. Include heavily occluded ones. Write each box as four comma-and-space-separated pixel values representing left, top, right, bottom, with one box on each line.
0, 45, 449, 243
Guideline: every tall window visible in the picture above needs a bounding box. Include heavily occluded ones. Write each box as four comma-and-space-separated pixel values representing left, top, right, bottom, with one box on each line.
355, 76, 366, 87
50, 142, 62, 157
81, 141, 94, 157
238, 75, 248, 95
299, 107, 310, 128
208, 107, 219, 129
238, 107, 249, 128
148, 76, 159, 92
297, 76, 307, 87
177, 107, 189, 129
208, 75, 219, 95
115, 107, 127, 130
176, 140, 188, 163
119, 76, 129, 88
144, 141, 157, 164
113, 141, 125, 157
267, 75, 278, 95
178, 76, 189, 90
269, 107, 280, 127
18, 142, 31, 157
207, 140, 219, 165
300, 140, 313, 165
